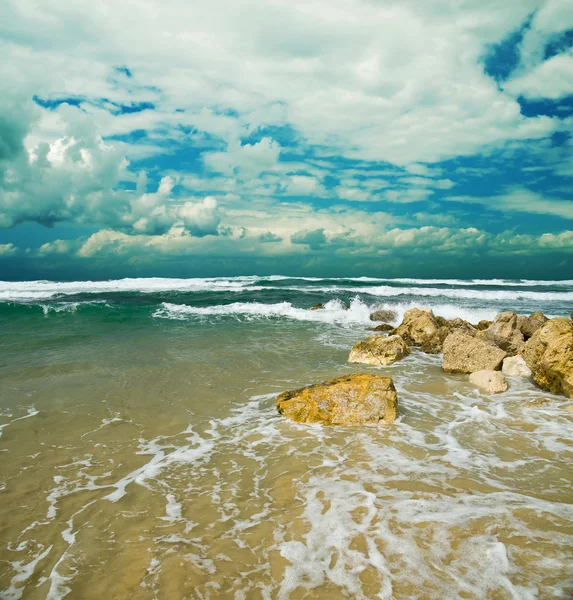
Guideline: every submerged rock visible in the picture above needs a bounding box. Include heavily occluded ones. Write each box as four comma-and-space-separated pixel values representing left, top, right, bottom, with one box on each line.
502, 355, 532, 377
349, 334, 410, 366
442, 331, 507, 374
311, 303, 324, 310
484, 311, 525, 355
525, 398, 551, 409
469, 370, 508, 394
370, 309, 397, 323
276, 373, 398, 425
519, 311, 548, 340
369, 323, 394, 332
521, 318, 573, 398
394, 308, 441, 349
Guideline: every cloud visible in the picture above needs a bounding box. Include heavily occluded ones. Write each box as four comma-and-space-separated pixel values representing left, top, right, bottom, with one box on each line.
0, 242, 17, 255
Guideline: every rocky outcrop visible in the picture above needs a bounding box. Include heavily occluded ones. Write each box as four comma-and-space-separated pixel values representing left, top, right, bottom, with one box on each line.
369, 323, 394, 332
469, 370, 508, 394
349, 334, 410, 366
370, 309, 397, 323
519, 311, 548, 340
483, 312, 525, 355
502, 355, 532, 377
276, 373, 398, 425
521, 318, 573, 398
442, 331, 507, 373
394, 308, 441, 349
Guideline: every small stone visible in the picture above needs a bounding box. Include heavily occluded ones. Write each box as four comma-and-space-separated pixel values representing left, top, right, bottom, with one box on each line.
525, 398, 551, 409
370, 309, 398, 322
502, 355, 532, 377
349, 334, 410, 366
369, 323, 394, 332
469, 370, 508, 394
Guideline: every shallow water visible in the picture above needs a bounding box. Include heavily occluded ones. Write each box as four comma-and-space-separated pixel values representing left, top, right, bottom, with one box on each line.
0, 277, 572, 599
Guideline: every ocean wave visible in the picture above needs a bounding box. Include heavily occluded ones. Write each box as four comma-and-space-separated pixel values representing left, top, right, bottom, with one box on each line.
288, 285, 573, 302
153, 298, 374, 325
1, 276, 572, 304
152, 298, 500, 325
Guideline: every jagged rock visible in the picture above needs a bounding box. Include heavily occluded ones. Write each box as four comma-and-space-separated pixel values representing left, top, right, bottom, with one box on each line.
484, 312, 525, 355
418, 317, 479, 355
469, 370, 508, 394
394, 308, 441, 349
370, 309, 398, 323
477, 320, 492, 331
369, 323, 394, 332
502, 355, 532, 377
276, 373, 398, 425
435, 315, 449, 327
521, 318, 573, 398
442, 331, 507, 374
446, 317, 477, 336
519, 311, 548, 340
311, 303, 324, 310
349, 334, 410, 366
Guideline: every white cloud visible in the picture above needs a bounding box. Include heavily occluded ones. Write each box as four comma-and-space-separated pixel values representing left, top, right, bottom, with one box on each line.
506, 50, 573, 100
0, 242, 17, 255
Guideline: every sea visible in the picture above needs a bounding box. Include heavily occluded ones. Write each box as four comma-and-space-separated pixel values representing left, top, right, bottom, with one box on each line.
0, 276, 572, 600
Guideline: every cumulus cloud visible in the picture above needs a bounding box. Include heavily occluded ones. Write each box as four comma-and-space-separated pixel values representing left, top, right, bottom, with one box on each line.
0, 102, 220, 236
0, 242, 17, 255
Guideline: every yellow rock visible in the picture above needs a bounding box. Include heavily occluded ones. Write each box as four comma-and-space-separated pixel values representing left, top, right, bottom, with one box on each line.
276, 373, 398, 426
521, 318, 573, 398
348, 334, 410, 366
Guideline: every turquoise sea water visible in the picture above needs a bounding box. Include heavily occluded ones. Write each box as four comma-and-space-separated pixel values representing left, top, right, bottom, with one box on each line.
1, 277, 572, 599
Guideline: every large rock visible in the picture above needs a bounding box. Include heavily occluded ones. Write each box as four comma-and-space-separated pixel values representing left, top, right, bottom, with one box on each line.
521, 318, 573, 398
276, 374, 398, 425
394, 308, 441, 348
418, 317, 479, 354
477, 320, 493, 331
519, 311, 548, 340
442, 331, 507, 374
484, 312, 525, 355
502, 355, 532, 377
469, 370, 508, 394
349, 334, 410, 366
370, 309, 398, 323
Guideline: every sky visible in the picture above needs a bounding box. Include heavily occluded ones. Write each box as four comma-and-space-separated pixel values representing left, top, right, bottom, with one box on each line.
0, 0, 572, 280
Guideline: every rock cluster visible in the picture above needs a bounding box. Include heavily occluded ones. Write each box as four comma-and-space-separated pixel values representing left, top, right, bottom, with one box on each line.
276, 306, 573, 426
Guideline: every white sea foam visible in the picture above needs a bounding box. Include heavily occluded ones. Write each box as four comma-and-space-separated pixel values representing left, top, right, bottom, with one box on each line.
153, 297, 374, 325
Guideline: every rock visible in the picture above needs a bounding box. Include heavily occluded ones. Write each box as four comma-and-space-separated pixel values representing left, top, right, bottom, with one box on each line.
521, 318, 573, 398
435, 315, 449, 327
276, 373, 398, 425
502, 355, 532, 377
565, 404, 573, 413
394, 308, 441, 348
446, 317, 477, 335
519, 311, 548, 340
349, 334, 410, 366
311, 303, 324, 310
369, 323, 394, 332
570, 311, 573, 322
442, 331, 507, 374
525, 398, 551, 409
477, 320, 492, 331
370, 309, 397, 323
484, 311, 525, 355
469, 370, 508, 394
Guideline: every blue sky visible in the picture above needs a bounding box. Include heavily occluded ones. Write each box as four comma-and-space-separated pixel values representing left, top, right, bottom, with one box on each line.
0, 0, 572, 279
